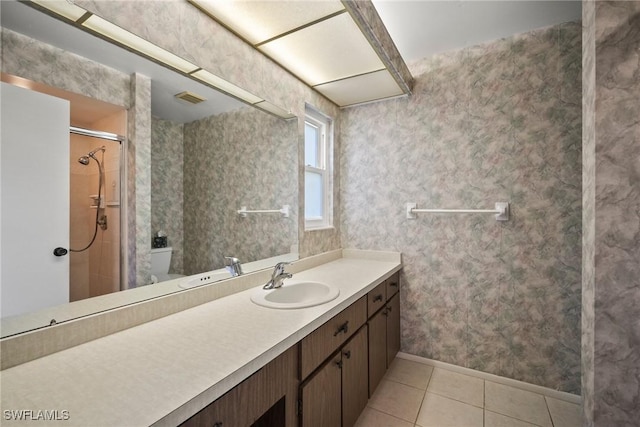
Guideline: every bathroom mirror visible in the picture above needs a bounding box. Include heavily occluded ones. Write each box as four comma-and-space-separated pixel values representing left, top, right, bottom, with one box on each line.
0, 1, 298, 337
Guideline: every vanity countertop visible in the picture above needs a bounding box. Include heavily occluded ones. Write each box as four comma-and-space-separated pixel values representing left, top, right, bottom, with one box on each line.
0, 250, 401, 426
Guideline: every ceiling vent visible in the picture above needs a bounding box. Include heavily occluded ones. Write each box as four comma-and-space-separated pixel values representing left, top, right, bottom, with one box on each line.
175, 91, 206, 104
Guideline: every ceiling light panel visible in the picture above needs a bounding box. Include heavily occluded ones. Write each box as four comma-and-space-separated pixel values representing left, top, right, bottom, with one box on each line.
314, 69, 404, 106
259, 13, 385, 87
82, 15, 199, 74
191, 0, 345, 45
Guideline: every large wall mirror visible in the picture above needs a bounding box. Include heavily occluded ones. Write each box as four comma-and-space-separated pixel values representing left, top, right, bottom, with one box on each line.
0, 1, 299, 337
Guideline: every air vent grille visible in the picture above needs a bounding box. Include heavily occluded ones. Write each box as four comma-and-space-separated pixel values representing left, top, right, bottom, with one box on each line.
175, 91, 206, 104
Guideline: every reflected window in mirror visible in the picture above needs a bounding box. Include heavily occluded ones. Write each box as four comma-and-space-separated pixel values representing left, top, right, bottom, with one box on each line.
304, 105, 333, 230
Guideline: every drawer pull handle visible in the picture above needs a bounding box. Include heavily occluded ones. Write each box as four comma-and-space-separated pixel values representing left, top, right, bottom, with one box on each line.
373, 294, 383, 302
334, 320, 349, 336
343, 350, 352, 359
213, 422, 223, 427
389, 281, 398, 288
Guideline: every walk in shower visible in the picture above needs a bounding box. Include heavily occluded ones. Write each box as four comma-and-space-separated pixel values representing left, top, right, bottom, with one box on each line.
69, 127, 124, 302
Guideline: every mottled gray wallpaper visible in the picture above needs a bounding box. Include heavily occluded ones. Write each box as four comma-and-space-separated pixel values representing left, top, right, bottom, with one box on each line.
340, 23, 582, 393
151, 117, 184, 275
592, 1, 640, 425
183, 107, 298, 275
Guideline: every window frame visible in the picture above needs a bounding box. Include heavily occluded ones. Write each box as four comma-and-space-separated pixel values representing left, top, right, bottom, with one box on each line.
304, 106, 333, 230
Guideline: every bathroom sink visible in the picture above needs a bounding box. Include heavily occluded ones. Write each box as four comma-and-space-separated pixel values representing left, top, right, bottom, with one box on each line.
250, 280, 340, 309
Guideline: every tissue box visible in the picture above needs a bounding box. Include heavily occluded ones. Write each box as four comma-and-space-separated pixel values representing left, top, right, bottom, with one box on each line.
152, 236, 167, 248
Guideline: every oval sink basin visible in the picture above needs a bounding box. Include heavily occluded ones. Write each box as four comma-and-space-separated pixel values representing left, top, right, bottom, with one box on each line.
251, 280, 340, 309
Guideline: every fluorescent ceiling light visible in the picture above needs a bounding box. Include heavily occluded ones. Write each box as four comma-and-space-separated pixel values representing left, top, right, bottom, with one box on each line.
191, 69, 263, 104
191, 0, 345, 44
254, 101, 296, 120
31, 0, 87, 21
314, 70, 404, 106
259, 13, 384, 86
82, 15, 199, 74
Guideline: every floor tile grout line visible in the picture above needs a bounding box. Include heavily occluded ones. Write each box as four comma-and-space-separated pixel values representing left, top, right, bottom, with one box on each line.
484, 409, 546, 427
412, 367, 433, 425
424, 388, 485, 409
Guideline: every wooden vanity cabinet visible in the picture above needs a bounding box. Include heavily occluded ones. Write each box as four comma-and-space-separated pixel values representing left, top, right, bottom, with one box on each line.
367, 272, 401, 396
180, 345, 299, 427
300, 325, 368, 427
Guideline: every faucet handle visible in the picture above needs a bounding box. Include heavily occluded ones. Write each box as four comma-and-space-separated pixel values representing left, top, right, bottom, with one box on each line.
224, 256, 240, 265
224, 256, 243, 276
273, 261, 291, 274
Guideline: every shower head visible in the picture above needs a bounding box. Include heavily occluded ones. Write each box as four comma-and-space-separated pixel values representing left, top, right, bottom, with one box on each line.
78, 156, 90, 165
77, 146, 106, 165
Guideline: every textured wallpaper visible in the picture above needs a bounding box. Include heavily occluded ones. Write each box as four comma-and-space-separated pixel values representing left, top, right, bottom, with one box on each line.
151, 117, 184, 275
183, 106, 298, 275
592, 2, 640, 425
340, 23, 582, 393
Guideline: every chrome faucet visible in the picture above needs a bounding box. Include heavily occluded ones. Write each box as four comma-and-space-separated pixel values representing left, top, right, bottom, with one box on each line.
224, 256, 243, 277
263, 262, 292, 290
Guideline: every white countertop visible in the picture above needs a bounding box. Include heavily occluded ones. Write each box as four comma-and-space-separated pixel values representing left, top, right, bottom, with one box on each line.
0, 252, 401, 426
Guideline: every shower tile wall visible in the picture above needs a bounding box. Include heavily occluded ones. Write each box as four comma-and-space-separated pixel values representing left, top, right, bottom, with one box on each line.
340, 23, 582, 393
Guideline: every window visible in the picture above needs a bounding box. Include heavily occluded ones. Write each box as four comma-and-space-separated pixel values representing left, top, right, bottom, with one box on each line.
304, 106, 333, 230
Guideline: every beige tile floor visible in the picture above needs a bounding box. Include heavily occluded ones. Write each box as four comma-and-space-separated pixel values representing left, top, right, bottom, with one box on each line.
355, 358, 582, 427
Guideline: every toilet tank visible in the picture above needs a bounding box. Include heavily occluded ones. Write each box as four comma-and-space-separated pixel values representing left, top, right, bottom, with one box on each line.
150, 247, 172, 275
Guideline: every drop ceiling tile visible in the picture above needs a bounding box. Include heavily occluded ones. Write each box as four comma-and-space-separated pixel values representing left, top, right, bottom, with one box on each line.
315, 69, 404, 106
259, 13, 385, 87
191, 0, 345, 44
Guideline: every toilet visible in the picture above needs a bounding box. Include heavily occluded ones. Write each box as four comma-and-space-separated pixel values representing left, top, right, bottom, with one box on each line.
150, 247, 184, 283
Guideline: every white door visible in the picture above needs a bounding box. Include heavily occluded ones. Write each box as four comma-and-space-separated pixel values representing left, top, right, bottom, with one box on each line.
1, 82, 70, 318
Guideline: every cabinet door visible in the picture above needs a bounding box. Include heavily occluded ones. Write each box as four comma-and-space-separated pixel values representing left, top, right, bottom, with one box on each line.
368, 308, 387, 396
300, 355, 342, 427
342, 326, 368, 427
386, 293, 401, 365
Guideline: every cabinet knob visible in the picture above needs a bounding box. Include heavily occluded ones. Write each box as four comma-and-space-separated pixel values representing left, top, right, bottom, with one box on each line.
383, 308, 389, 316
343, 350, 352, 359
389, 281, 398, 288
387, 305, 393, 312
373, 294, 383, 302
213, 422, 223, 427
336, 359, 343, 369
334, 320, 349, 336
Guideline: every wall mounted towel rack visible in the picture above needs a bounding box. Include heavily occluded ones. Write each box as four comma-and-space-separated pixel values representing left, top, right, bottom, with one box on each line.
237, 205, 290, 218
406, 202, 510, 221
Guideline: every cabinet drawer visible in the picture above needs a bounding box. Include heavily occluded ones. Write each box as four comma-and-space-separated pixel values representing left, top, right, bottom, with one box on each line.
367, 281, 386, 318
385, 272, 400, 299
300, 296, 367, 380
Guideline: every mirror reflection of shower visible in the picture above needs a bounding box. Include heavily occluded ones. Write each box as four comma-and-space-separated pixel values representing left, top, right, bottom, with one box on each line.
69, 127, 123, 302
71, 145, 107, 252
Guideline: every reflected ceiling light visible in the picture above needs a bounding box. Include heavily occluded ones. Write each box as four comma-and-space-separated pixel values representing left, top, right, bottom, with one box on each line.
31, 0, 86, 21
191, 69, 263, 105
254, 101, 296, 120
26, 0, 294, 119
81, 15, 200, 74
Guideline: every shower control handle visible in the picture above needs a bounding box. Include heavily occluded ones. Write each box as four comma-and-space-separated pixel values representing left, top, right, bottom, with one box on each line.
53, 247, 68, 257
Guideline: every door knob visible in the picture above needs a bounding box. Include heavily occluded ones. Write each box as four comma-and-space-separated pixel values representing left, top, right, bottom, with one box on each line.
53, 247, 68, 257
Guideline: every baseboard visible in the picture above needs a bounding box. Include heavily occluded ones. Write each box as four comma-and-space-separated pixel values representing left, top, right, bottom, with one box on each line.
396, 352, 582, 405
